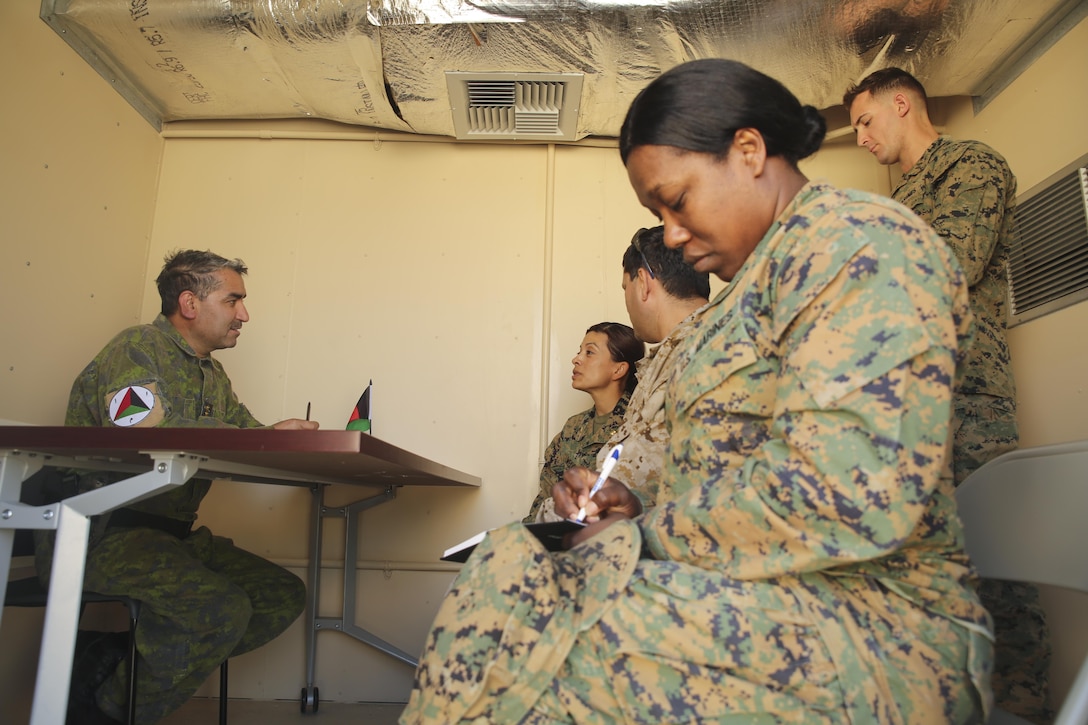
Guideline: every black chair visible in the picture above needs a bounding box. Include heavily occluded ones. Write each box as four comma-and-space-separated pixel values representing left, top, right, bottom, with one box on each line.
4, 529, 229, 724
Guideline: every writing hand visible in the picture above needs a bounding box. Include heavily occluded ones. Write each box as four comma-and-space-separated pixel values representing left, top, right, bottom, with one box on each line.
553, 466, 641, 523
272, 418, 320, 430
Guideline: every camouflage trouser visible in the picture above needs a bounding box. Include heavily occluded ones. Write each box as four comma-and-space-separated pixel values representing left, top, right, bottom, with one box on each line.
402, 523, 989, 724
952, 396, 1019, 489
954, 395, 1053, 725
978, 579, 1053, 725
41, 525, 305, 724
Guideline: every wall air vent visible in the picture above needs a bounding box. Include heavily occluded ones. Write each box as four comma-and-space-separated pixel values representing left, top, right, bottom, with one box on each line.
1009, 153, 1088, 326
446, 72, 584, 141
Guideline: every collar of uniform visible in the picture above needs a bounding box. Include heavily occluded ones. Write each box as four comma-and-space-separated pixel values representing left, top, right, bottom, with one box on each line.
902, 134, 953, 182
152, 313, 204, 361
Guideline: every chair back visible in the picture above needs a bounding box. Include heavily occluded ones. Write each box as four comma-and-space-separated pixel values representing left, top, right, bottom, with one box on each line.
955, 440, 1088, 725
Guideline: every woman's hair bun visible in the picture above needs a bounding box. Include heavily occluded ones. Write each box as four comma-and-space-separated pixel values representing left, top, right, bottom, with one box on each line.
797, 105, 827, 160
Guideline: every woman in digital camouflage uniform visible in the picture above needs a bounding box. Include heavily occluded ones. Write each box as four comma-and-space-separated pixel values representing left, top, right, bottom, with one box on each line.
524, 321, 643, 523
403, 59, 993, 724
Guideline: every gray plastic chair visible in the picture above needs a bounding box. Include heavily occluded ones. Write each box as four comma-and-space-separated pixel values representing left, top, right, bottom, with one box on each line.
955, 440, 1088, 725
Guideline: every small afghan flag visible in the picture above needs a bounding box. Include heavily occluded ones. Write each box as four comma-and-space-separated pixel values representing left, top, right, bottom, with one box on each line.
347, 380, 372, 433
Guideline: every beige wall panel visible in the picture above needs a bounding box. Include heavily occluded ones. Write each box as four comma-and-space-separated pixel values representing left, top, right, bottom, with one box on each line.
0, 1, 162, 425
1007, 304, 1088, 448
152, 137, 550, 534
548, 145, 658, 431
802, 137, 894, 196
944, 18, 1088, 193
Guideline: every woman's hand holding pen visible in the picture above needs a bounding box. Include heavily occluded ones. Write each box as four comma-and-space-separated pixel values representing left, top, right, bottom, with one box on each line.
553, 465, 642, 546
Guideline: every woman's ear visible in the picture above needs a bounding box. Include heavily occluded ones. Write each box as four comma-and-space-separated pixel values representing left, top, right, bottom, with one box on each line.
733, 128, 767, 177
612, 360, 630, 383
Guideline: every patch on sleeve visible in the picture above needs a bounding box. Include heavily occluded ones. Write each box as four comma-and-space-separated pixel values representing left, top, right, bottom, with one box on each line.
106, 384, 164, 427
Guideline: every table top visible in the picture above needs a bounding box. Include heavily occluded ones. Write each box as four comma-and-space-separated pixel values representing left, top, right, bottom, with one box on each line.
0, 426, 481, 488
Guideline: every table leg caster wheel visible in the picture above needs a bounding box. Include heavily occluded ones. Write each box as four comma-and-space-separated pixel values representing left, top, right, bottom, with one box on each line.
300, 686, 319, 713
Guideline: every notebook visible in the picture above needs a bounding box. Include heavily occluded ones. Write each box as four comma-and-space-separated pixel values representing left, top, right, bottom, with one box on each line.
441, 519, 586, 562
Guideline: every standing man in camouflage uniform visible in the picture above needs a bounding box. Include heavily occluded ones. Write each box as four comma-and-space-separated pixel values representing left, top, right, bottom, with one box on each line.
401, 60, 992, 724
594, 226, 709, 510
846, 67, 1051, 723
42, 249, 317, 724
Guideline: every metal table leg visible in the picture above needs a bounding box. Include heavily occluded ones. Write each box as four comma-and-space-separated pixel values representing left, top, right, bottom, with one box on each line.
0, 452, 198, 725
301, 484, 415, 714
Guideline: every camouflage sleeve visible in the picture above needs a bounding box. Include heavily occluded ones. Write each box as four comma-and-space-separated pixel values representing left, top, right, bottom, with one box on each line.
537, 427, 567, 502
537, 409, 602, 501
928, 148, 1010, 286
642, 219, 959, 579
72, 336, 261, 429
523, 426, 572, 522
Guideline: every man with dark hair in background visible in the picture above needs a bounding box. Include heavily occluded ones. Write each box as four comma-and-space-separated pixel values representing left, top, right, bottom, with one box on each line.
846, 67, 1051, 723
41, 249, 318, 724
598, 225, 710, 509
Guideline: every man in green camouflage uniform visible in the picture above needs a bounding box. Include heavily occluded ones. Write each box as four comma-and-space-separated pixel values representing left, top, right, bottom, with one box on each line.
38, 250, 317, 724
402, 182, 993, 723
594, 226, 709, 511
847, 67, 1051, 723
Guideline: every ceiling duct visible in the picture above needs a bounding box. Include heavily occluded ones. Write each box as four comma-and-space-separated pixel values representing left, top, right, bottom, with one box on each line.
38, 0, 1088, 139
447, 72, 583, 140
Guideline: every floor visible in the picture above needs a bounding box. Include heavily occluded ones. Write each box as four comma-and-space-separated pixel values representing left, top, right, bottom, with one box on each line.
159, 698, 405, 725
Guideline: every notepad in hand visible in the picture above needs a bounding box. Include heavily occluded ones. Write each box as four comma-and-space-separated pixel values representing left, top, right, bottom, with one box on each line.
441, 519, 586, 563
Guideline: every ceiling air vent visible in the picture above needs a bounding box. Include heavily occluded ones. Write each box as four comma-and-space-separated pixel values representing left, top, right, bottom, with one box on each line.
446, 72, 584, 141
1009, 153, 1088, 326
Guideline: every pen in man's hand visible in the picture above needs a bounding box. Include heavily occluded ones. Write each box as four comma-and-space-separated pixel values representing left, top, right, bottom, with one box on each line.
575, 443, 623, 522
306, 402, 311, 421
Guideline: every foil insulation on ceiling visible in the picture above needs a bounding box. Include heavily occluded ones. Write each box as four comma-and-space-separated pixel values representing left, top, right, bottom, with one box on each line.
41, 0, 1081, 137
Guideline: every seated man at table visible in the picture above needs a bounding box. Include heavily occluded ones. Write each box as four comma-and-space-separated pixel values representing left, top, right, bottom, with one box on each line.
36, 249, 318, 725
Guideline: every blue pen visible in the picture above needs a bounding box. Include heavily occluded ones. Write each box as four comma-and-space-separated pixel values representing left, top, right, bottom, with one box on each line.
575, 443, 623, 522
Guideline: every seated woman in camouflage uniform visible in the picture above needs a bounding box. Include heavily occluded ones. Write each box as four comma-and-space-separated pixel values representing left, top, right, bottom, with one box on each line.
403, 59, 993, 724
524, 321, 643, 523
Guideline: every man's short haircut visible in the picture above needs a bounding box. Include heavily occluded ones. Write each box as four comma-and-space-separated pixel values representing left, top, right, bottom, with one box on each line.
622, 226, 711, 301
843, 67, 929, 113
156, 249, 248, 316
